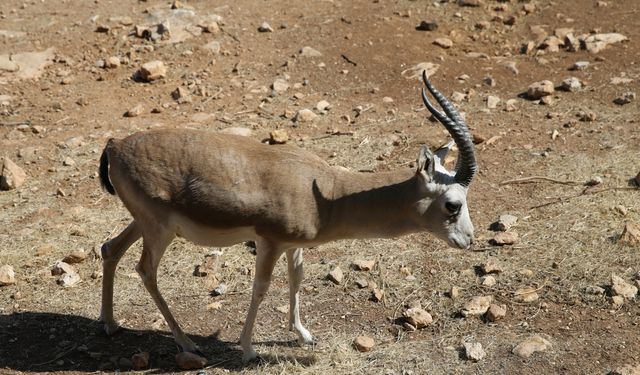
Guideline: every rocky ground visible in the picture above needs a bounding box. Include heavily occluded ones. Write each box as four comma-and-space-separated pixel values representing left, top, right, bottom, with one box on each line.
1, 0, 639, 374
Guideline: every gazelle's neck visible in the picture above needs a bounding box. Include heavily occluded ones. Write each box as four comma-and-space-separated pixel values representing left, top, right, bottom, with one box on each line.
320, 168, 424, 240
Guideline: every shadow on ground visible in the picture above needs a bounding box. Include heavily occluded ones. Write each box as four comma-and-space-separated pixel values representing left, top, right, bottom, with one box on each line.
0, 311, 313, 372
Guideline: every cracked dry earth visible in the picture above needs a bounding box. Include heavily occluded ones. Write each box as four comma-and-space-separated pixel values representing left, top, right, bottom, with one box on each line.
1, 0, 640, 374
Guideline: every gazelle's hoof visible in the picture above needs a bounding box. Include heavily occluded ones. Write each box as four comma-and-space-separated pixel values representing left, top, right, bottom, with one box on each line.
177, 338, 201, 354
291, 326, 315, 345
242, 349, 259, 365
103, 322, 121, 336
298, 335, 316, 346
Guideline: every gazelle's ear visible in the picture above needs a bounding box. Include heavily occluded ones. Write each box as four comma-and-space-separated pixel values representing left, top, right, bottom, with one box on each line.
434, 140, 454, 163
416, 145, 435, 177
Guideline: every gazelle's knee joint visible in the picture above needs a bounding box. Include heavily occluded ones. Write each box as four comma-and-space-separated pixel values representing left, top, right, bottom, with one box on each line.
101, 242, 110, 259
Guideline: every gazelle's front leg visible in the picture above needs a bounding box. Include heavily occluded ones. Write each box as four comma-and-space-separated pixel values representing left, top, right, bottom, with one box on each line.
286, 248, 314, 345
240, 239, 282, 363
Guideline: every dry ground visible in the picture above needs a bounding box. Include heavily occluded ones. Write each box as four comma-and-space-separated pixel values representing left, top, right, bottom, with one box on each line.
1, 0, 639, 374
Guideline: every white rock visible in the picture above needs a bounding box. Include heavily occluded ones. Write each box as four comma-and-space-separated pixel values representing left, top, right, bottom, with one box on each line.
481, 260, 503, 274
583, 33, 628, 53
124, 104, 144, 117
539, 36, 563, 52
527, 80, 554, 99
486, 304, 506, 322
496, 214, 518, 231
483, 76, 496, 87
513, 287, 539, 303
611, 76, 633, 85
433, 38, 453, 49
353, 335, 375, 352
492, 231, 519, 245
611, 274, 638, 299
138, 60, 166, 82
401, 62, 440, 80
272, 78, 289, 93
212, 282, 227, 296
327, 266, 343, 284
62, 157, 75, 167
371, 288, 384, 302
269, 129, 289, 144
620, 222, 640, 245
206, 301, 222, 310
51, 261, 75, 276
481, 275, 496, 287
560, 77, 582, 92
403, 307, 433, 329
105, 56, 120, 69
354, 278, 368, 288
451, 92, 466, 103
300, 46, 322, 57
448, 286, 460, 299
464, 342, 486, 361
1, 157, 27, 190
570, 61, 590, 71
58, 272, 81, 287
512, 335, 552, 358
486, 95, 500, 109
294, 108, 317, 123
462, 295, 493, 317
0, 265, 16, 286
505, 99, 518, 112
351, 259, 375, 271
614, 92, 636, 105
612, 295, 624, 307
316, 100, 331, 112
63, 250, 87, 264
258, 22, 273, 32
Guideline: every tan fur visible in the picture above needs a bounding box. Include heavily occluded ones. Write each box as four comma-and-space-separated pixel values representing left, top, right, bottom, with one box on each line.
98, 128, 470, 363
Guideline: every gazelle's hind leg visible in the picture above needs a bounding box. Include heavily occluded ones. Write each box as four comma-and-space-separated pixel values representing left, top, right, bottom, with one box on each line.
286, 248, 314, 345
240, 239, 283, 363
100, 220, 142, 335
136, 226, 199, 353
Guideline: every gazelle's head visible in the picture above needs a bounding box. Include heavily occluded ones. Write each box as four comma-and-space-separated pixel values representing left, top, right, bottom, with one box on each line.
413, 72, 478, 249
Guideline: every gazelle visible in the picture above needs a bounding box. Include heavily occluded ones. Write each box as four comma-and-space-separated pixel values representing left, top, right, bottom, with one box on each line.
98, 72, 477, 363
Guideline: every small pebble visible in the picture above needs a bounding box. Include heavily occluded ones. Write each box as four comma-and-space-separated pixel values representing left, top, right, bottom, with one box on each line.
464, 342, 486, 362
258, 22, 273, 32
353, 335, 375, 352
327, 266, 343, 285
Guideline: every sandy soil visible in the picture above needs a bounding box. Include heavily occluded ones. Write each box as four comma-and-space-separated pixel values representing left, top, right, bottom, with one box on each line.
1, 0, 639, 373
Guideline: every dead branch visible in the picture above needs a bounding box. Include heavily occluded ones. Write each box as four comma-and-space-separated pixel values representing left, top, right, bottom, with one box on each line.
530, 186, 639, 210
0, 120, 31, 126
500, 176, 580, 186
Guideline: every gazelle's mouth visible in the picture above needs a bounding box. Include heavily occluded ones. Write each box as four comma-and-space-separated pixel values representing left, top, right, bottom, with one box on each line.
447, 234, 474, 250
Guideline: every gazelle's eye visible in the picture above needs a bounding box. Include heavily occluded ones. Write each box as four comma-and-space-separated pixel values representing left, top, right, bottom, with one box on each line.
445, 201, 461, 215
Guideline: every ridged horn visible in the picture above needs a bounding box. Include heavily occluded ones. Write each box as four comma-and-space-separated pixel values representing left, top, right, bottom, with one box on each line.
421, 70, 477, 187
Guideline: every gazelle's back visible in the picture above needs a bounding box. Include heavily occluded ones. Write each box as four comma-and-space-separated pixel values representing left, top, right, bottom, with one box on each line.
105, 129, 336, 242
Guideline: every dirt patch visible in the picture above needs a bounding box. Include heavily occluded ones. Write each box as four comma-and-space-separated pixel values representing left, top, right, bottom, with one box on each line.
1, 0, 639, 374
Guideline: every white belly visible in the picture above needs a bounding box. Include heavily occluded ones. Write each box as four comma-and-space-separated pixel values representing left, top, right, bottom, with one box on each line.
170, 214, 257, 247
